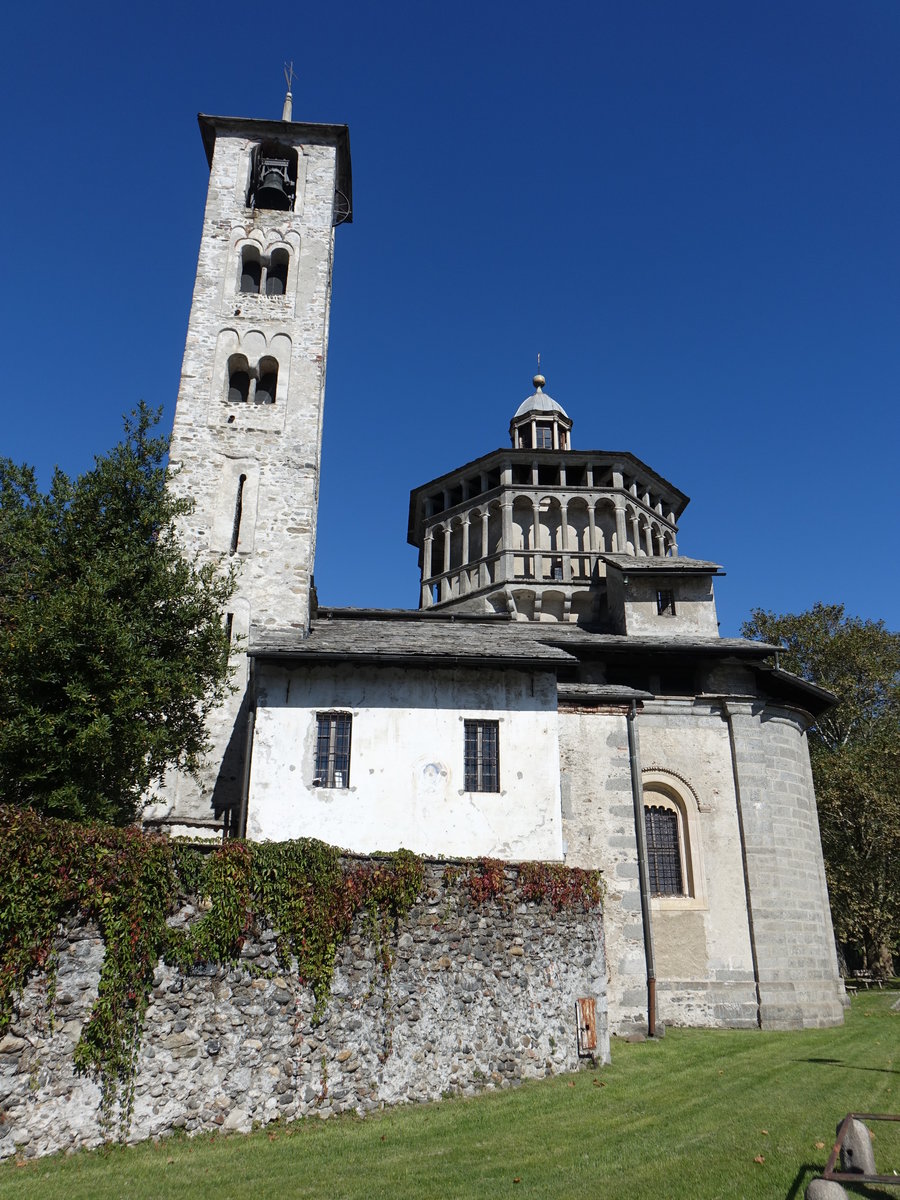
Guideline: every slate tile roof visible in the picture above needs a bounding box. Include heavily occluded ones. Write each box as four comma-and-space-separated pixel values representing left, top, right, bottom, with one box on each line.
249, 608, 776, 664
600, 554, 724, 573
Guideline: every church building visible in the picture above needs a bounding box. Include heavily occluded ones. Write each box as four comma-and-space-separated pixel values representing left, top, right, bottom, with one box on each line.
151, 99, 846, 1035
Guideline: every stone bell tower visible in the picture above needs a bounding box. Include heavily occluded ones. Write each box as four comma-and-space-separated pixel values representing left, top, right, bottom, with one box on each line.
154, 97, 352, 834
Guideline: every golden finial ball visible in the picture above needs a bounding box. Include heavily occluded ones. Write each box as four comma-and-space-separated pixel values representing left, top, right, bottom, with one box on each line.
533, 374, 546, 389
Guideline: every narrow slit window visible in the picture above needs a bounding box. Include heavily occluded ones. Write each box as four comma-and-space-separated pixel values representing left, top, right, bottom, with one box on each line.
464, 719, 499, 792
314, 713, 352, 788
229, 474, 247, 555
644, 805, 683, 895
656, 588, 676, 616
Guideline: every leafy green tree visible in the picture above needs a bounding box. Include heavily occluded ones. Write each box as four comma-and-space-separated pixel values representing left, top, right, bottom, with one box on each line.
0, 404, 235, 826
742, 603, 900, 974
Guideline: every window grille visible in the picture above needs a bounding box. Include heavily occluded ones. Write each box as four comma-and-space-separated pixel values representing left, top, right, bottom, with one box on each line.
315, 712, 352, 788
644, 805, 683, 895
656, 588, 676, 616
464, 719, 499, 792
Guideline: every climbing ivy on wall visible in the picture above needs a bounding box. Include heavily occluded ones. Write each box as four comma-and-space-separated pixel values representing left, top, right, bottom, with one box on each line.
0, 807, 425, 1128
0, 807, 602, 1136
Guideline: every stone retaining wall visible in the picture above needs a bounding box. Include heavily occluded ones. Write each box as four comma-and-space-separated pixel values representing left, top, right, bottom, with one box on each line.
0, 862, 607, 1160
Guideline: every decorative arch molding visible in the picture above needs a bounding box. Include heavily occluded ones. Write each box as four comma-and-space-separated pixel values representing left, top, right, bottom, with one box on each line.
211, 327, 292, 425
223, 227, 302, 307
642, 767, 709, 812
539, 589, 566, 623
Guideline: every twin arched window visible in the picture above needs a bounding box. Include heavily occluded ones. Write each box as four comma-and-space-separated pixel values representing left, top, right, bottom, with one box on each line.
239, 247, 290, 297
227, 355, 278, 405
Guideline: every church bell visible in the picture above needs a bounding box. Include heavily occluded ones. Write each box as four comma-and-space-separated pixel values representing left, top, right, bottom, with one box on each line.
253, 156, 293, 211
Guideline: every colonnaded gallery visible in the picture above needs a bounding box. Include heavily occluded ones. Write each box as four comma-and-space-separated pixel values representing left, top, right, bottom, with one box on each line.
148, 99, 846, 1035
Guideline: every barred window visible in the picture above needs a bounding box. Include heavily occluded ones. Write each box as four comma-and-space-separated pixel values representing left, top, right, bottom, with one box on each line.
464, 720, 499, 792
314, 712, 351, 788
644, 805, 683, 895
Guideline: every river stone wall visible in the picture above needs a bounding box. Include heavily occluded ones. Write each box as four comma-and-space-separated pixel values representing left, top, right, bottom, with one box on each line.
0, 861, 608, 1160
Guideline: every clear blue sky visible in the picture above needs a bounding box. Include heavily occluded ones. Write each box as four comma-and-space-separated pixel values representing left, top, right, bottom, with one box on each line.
3, 0, 898, 636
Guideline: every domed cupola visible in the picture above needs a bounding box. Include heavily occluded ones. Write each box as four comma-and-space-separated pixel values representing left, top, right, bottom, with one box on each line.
509, 375, 573, 450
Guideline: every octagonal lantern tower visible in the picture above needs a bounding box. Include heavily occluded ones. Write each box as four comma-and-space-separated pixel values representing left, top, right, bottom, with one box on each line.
407, 376, 703, 627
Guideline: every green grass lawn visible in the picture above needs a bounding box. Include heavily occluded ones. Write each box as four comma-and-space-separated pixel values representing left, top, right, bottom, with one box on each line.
2, 993, 898, 1200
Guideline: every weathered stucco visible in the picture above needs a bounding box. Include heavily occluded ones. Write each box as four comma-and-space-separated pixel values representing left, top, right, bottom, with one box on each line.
247, 664, 564, 860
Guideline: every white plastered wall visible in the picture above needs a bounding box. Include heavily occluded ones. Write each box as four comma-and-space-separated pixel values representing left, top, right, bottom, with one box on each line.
246, 663, 564, 860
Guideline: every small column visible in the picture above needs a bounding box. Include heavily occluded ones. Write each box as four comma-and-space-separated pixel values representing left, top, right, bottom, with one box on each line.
441, 523, 452, 600
631, 513, 641, 556
421, 531, 434, 607
460, 516, 470, 593
481, 509, 490, 586
615, 502, 627, 555
560, 502, 572, 582
500, 499, 514, 581
644, 523, 655, 556
532, 499, 543, 580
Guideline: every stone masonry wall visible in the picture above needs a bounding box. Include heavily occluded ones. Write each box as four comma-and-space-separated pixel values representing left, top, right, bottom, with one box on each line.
560, 697, 843, 1034
156, 121, 346, 827
0, 862, 608, 1161
727, 702, 845, 1028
